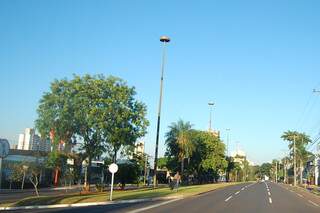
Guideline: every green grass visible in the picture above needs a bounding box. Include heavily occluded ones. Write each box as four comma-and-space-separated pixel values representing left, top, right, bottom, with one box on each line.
2, 182, 242, 207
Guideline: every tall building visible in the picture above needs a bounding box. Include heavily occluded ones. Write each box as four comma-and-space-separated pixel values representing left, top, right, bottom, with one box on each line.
17, 128, 51, 152
18, 128, 35, 150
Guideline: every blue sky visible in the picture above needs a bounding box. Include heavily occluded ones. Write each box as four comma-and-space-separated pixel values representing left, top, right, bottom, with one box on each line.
1, 0, 320, 164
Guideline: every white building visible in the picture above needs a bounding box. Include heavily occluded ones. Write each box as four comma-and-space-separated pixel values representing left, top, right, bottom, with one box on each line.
134, 141, 145, 155
231, 148, 255, 167
17, 128, 51, 152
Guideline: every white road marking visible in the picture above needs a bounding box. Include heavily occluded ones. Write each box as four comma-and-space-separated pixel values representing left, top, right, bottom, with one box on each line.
128, 199, 180, 213
235, 191, 240, 195
308, 200, 319, 207
268, 192, 271, 196
279, 184, 319, 207
225, 196, 233, 202
269, 197, 272, 204
241, 188, 245, 190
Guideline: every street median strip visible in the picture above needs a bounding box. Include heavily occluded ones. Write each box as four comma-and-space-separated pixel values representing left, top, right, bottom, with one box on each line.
0, 196, 183, 211
0, 182, 244, 211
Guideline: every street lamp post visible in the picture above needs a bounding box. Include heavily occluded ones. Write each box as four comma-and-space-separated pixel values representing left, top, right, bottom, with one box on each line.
293, 135, 297, 186
313, 89, 320, 185
153, 35, 170, 188
208, 102, 214, 131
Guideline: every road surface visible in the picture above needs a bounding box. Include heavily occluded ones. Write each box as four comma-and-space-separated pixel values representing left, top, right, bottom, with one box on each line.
6, 181, 320, 212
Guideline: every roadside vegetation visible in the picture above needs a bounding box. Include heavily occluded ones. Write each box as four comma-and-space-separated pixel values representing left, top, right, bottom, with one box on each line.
3, 74, 259, 203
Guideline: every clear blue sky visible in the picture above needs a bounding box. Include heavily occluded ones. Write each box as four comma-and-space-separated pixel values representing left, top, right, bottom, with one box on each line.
1, 0, 320, 164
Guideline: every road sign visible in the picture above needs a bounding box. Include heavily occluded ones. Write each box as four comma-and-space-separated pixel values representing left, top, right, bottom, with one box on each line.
108, 163, 118, 201
108, 163, 118, 174
0, 139, 9, 158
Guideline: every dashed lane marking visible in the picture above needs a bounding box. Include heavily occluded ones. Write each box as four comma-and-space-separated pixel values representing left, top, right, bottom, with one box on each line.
235, 191, 240, 195
225, 196, 233, 202
308, 200, 319, 207
128, 199, 181, 213
268, 192, 271, 196
296, 193, 303, 198
269, 197, 272, 204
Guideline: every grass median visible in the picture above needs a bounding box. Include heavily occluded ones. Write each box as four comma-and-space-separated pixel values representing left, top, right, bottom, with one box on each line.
1, 182, 243, 207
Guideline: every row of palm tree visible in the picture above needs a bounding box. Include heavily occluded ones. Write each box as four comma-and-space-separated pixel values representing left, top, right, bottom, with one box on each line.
281, 130, 313, 185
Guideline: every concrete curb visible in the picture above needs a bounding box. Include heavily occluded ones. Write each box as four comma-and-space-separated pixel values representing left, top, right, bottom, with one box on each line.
0, 196, 183, 211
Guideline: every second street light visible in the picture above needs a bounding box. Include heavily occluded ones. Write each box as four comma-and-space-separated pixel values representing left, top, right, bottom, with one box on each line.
208, 102, 214, 131
153, 35, 170, 188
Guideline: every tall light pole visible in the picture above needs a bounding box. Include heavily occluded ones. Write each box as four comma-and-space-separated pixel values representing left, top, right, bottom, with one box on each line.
153, 35, 170, 188
313, 89, 320, 185
208, 102, 214, 131
226, 129, 230, 156
293, 135, 297, 186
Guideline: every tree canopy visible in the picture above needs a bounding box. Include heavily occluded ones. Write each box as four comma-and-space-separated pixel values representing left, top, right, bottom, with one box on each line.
35, 74, 149, 186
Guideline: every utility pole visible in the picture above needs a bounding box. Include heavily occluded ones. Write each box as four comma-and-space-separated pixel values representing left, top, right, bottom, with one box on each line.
283, 158, 287, 184
153, 36, 170, 188
313, 89, 320, 186
294, 135, 297, 187
144, 154, 148, 186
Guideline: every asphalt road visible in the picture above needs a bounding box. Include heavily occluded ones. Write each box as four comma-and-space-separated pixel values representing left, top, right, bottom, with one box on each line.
6, 181, 320, 213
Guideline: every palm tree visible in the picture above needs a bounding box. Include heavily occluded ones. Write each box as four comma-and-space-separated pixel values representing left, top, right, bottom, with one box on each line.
281, 131, 312, 184
177, 129, 194, 175
165, 120, 194, 177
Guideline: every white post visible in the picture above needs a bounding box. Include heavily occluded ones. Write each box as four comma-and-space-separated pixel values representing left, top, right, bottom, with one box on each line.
110, 172, 115, 201
108, 163, 118, 201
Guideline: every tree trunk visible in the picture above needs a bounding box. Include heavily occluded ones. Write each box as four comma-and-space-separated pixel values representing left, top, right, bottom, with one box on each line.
300, 160, 303, 185
54, 168, 59, 186
113, 150, 117, 163
34, 183, 39, 197
86, 156, 92, 191
30, 176, 39, 197
181, 160, 184, 174
21, 171, 26, 190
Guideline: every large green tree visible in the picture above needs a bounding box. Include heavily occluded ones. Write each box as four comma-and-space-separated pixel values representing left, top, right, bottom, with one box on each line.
165, 121, 227, 183
259, 163, 272, 178
36, 74, 149, 188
